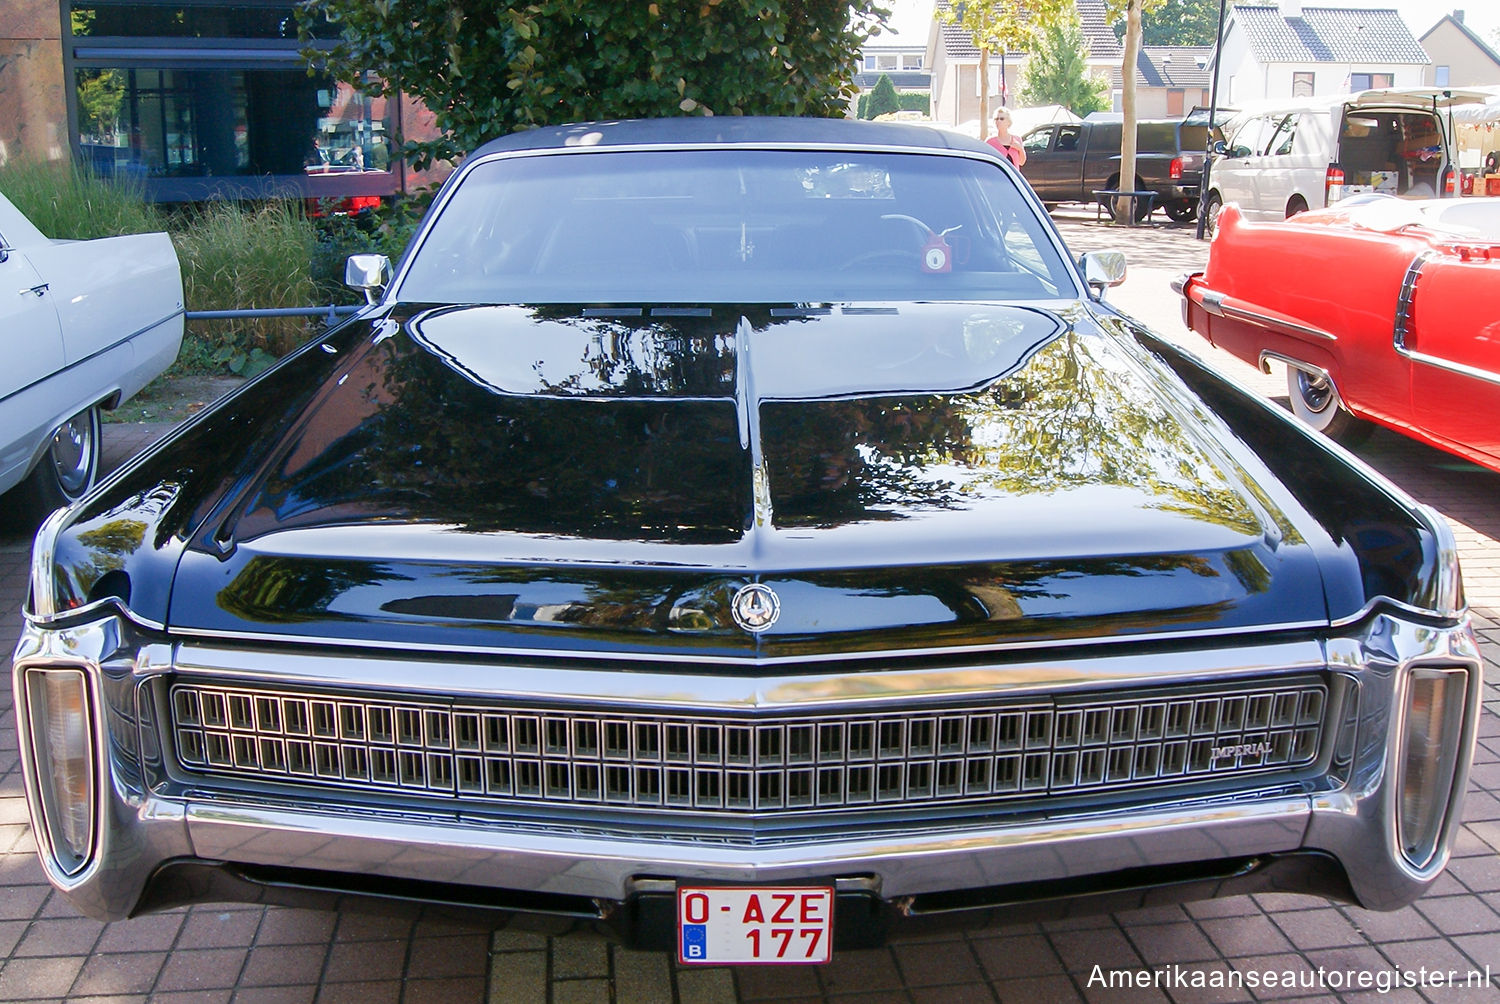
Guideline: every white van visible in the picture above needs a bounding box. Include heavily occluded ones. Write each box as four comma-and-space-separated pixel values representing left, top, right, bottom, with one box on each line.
1204, 88, 1490, 233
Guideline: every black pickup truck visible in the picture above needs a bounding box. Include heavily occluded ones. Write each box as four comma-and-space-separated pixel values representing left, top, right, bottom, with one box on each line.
1019, 118, 1205, 221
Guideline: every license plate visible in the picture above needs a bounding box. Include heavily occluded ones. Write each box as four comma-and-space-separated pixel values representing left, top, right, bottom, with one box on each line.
677, 885, 834, 964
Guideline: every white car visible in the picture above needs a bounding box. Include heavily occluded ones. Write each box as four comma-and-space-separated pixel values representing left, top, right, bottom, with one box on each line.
0, 190, 184, 518
1204, 88, 1489, 232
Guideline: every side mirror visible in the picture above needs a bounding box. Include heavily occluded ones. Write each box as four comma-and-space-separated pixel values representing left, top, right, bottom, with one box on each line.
345, 254, 392, 304
1210, 140, 1228, 156
1081, 251, 1127, 295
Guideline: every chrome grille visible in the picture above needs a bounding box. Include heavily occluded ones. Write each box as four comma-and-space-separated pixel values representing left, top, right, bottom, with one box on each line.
169, 681, 1327, 813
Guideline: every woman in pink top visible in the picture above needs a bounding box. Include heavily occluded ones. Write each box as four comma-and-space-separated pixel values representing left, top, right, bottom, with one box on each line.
986, 108, 1026, 168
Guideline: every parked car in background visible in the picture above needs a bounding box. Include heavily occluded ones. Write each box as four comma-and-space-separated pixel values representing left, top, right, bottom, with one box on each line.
1177, 194, 1500, 472
0, 190, 183, 519
1202, 88, 1489, 235
15, 119, 1480, 965
1020, 116, 1204, 221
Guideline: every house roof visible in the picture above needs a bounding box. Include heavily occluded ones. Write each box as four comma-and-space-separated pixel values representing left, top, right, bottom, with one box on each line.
933, 0, 1121, 60
1419, 13, 1500, 70
1076, 1, 1123, 59
1110, 46, 1216, 89
1230, 5, 1429, 64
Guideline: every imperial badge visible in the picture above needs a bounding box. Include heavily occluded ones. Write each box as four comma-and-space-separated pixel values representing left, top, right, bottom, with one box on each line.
731, 584, 781, 633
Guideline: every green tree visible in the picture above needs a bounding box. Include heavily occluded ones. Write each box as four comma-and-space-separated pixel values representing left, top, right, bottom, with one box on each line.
863, 74, 901, 119
939, 0, 1070, 140
76, 70, 125, 143
1142, 0, 1219, 45
300, 1, 890, 170
1018, 20, 1109, 116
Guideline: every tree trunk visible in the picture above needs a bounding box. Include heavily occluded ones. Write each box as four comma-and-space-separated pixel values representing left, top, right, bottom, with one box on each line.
979, 46, 991, 141
1118, 0, 1142, 226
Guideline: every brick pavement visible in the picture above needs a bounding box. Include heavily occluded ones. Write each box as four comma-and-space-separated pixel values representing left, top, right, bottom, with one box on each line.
1, 210, 1497, 1002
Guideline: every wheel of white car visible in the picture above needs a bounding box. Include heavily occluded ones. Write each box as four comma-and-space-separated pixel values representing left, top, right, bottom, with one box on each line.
1203, 193, 1223, 238
15, 404, 102, 519
1285, 366, 1369, 444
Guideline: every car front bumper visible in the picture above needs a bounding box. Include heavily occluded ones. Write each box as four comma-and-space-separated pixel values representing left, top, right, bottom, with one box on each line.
12, 607, 1482, 938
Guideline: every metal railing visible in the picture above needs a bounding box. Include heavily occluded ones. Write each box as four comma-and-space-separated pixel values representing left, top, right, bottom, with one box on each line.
185, 305, 363, 324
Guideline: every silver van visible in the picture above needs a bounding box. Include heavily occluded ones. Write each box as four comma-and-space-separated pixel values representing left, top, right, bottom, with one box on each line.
1204, 88, 1489, 233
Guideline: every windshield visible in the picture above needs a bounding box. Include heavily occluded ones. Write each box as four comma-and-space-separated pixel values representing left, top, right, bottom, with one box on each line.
397, 149, 1077, 303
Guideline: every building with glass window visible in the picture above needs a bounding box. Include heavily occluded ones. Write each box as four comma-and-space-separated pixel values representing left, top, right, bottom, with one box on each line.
2, 0, 442, 201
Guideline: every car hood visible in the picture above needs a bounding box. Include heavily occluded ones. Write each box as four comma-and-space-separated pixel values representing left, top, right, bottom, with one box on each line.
55, 302, 1333, 659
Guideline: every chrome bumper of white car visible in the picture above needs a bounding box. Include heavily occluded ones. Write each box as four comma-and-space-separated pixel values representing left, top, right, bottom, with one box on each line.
12, 608, 1482, 924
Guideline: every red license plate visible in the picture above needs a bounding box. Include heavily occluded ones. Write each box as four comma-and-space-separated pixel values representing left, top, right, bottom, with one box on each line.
677, 885, 834, 964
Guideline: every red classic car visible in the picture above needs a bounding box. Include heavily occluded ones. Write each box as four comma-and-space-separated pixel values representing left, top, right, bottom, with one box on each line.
1176, 195, 1500, 472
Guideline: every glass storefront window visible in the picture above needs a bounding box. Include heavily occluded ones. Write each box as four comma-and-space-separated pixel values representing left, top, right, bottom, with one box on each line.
76, 68, 391, 180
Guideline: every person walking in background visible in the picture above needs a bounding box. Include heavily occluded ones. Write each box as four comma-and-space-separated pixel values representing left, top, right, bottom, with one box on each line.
987, 109, 1026, 168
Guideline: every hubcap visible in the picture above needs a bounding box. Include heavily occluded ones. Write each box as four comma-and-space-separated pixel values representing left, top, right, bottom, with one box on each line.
1295, 370, 1334, 414
50, 412, 95, 497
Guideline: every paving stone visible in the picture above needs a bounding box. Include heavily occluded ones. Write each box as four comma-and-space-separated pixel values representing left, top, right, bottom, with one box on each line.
93, 912, 185, 953
676, 966, 737, 1004
992, 974, 1084, 1003
893, 937, 987, 986
176, 909, 262, 950
551, 978, 612, 1004
401, 976, 486, 1003
0, 954, 87, 999
1264, 908, 1366, 950
1125, 921, 1221, 965
972, 933, 1065, 981
322, 939, 407, 984
731, 961, 821, 999
226, 986, 318, 1004
1341, 905, 1438, 944
405, 933, 491, 980
1048, 926, 1146, 974
611, 945, 674, 1003
1197, 915, 1294, 961
1414, 894, 1500, 936
68, 951, 167, 997
551, 936, 609, 980
314, 981, 403, 1004
238, 943, 329, 987
153, 947, 250, 992
255, 908, 338, 946
485, 950, 546, 1004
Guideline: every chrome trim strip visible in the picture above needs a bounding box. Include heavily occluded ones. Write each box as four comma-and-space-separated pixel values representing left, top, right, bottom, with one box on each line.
1257, 350, 1327, 380
1392, 251, 1432, 351
1395, 347, 1500, 389
1201, 291, 1336, 342
0, 308, 185, 407
158, 617, 1334, 669
167, 638, 1329, 709
181, 792, 1314, 901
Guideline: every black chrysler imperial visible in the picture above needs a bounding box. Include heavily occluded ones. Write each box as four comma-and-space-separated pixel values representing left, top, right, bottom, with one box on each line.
13, 118, 1482, 964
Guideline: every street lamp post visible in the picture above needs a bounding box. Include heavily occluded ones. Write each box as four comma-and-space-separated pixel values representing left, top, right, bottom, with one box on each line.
1195, 0, 1230, 240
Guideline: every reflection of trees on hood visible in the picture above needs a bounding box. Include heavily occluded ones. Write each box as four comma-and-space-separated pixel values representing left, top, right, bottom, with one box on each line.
955, 332, 1264, 536
247, 332, 749, 540
767, 333, 1263, 537
239, 312, 1262, 542
217, 556, 410, 623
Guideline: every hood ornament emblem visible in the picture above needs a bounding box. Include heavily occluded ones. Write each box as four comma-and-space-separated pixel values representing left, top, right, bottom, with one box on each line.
731, 584, 780, 633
